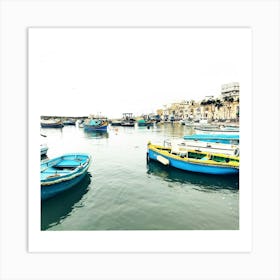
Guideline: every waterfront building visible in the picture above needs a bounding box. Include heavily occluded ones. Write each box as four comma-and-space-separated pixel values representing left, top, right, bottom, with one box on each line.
162, 104, 170, 120
219, 82, 240, 121
183, 100, 200, 120
221, 82, 239, 98
156, 82, 240, 122
200, 97, 216, 121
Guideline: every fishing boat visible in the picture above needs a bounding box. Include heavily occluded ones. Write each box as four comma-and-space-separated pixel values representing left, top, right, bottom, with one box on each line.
194, 125, 239, 135
147, 142, 239, 175
121, 120, 135, 127
41, 153, 91, 200
164, 139, 239, 156
137, 119, 153, 127
40, 143, 48, 157
83, 119, 108, 132
121, 113, 135, 127
110, 119, 122, 126
183, 134, 239, 145
63, 119, 76, 126
180, 119, 195, 127
78, 119, 85, 128
41, 119, 64, 128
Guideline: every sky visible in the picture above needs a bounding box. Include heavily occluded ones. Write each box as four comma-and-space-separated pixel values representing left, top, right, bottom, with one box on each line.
29, 28, 251, 119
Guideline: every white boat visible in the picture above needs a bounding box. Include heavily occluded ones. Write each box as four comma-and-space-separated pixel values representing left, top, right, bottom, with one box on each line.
164, 138, 239, 156
194, 125, 239, 135
41, 119, 64, 128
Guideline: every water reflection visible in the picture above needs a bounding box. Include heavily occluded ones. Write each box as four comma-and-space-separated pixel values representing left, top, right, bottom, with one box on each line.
41, 127, 63, 134
41, 172, 92, 230
83, 131, 109, 139
147, 161, 239, 191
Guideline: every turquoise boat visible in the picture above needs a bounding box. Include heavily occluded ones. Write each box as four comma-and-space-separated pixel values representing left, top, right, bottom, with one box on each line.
147, 142, 239, 175
137, 119, 153, 127
183, 134, 239, 144
194, 126, 239, 134
41, 153, 91, 200
83, 119, 108, 132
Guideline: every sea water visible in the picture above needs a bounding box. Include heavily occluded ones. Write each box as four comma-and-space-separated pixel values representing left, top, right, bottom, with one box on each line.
41, 123, 239, 230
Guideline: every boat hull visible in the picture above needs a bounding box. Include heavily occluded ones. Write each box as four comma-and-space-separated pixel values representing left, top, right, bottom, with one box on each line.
194, 128, 239, 135
138, 123, 147, 126
138, 122, 153, 127
63, 121, 76, 126
111, 122, 122, 126
147, 145, 239, 175
41, 123, 64, 128
83, 119, 108, 132
84, 125, 108, 131
41, 172, 88, 200
183, 134, 239, 144
121, 121, 135, 127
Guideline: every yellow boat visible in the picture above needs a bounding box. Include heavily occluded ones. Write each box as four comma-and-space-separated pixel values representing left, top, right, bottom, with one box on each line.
147, 142, 239, 175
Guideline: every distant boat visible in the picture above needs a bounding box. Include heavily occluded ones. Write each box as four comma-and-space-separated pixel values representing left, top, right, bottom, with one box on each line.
194, 125, 239, 135
41, 119, 64, 128
164, 138, 239, 156
40, 143, 48, 157
121, 113, 135, 127
63, 119, 76, 126
183, 134, 239, 145
137, 119, 153, 127
147, 142, 239, 175
180, 119, 195, 126
121, 120, 135, 127
83, 119, 108, 132
41, 153, 91, 200
111, 119, 122, 126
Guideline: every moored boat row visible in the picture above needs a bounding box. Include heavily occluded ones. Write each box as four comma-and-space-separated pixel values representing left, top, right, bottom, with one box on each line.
147, 125, 240, 175
41, 118, 239, 201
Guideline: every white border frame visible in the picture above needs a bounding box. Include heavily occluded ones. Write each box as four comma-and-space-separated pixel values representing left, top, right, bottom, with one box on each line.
28, 26, 252, 253
1, 0, 279, 279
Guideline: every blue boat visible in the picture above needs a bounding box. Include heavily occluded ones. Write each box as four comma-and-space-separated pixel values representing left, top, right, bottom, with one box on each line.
147, 142, 239, 175
41, 153, 91, 200
110, 119, 122, 126
83, 119, 108, 132
41, 119, 64, 128
63, 119, 76, 126
183, 134, 239, 144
